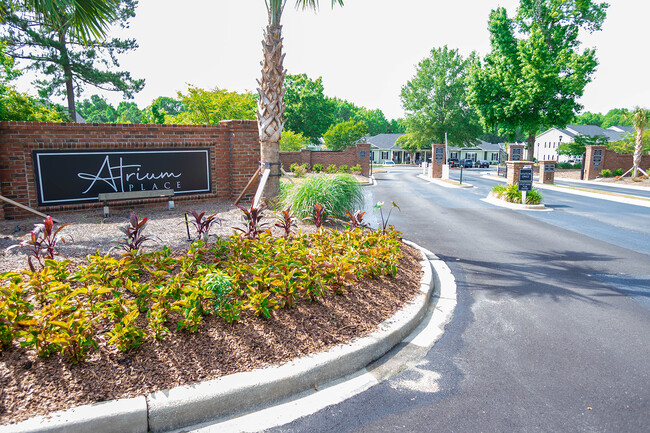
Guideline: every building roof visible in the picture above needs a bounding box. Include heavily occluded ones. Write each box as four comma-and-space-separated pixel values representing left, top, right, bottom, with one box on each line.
362, 133, 404, 150
538, 124, 632, 142
448, 140, 506, 152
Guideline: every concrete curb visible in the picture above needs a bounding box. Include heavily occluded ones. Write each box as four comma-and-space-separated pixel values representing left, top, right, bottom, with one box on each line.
0, 397, 148, 433
482, 194, 551, 211
6, 241, 442, 433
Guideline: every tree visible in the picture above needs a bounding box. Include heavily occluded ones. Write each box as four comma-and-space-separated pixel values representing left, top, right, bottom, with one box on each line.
76, 94, 116, 122
607, 131, 650, 155
625, 107, 649, 178
395, 132, 429, 163
279, 129, 308, 151
1, 0, 144, 120
387, 118, 406, 134
574, 111, 605, 126
468, 0, 608, 160
601, 108, 632, 129
284, 73, 334, 143
257, 0, 344, 202
557, 134, 608, 157
353, 108, 387, 136
400, 45, 482, 148
165, 85, 256, 125
0, 41, 64, 121
323, 119, 366, 151
116, 100, 141, 123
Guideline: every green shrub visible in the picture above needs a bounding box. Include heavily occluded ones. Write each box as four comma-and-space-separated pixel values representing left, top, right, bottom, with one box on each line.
350, 164, 362, 174
289, 163, 299, 172
613, 168, 623, 176
325, 164, 337, 174
600, 169, 612, 177
313, 163, 323, 173
292, 165, 306, 177
493, 183, 543, 205
301, 163, 310, 172
279, 173, 363, 220
338, 164, 349, 173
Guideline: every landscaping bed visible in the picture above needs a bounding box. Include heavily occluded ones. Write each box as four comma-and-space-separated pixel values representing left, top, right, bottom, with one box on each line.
0, 202, 423, 426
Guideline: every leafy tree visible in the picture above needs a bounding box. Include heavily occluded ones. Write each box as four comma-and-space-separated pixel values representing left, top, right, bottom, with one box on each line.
557, 134, 608, 157
284, 73, 334, 143
401, 45, 482, 148
257, 0, 344, 202
330, 97, 359, 123
607, 131, 650, 155
1, 0, 144, 120
279, 129, 309, 151
395, 132, 430, 163
387, 118, 406, 134
323, 119, 367, 151
601, 108, 632, 129
468, 0, 608, 160
353, 108, 387, 136
76, 94, 116, 122
116, 100, 141, 123
165, 85, 256, 125
574, 111, 605, 126
0, 41, 64, 121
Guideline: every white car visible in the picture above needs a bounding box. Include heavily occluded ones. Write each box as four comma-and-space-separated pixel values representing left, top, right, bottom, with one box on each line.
383, 160, 395, 166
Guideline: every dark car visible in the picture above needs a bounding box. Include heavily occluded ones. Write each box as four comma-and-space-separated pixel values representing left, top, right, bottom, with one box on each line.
463, 159, 474, 168
448, 158, 459, 167
474, 160, 490, 168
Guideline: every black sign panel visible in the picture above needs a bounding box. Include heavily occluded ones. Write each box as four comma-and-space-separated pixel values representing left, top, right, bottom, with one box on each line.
511, 148, 522, 161
544, 164, 555, 173
592, 149, 603, 170
33, 149, 211, 206
518, 168, 533, 191
434, 147, 444, 164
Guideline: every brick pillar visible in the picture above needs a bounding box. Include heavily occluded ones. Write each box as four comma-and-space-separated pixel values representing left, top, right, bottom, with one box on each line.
0, 182, 4, 221
538, 160, 556, 184
429, 143, 445, 178
584, 145, 606, 180
507, 161, 533, 186
508, 144, 525, 161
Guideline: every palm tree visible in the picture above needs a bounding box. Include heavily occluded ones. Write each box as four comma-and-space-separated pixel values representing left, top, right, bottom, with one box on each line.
258, 0, 343, 202
626, 107, 649, 178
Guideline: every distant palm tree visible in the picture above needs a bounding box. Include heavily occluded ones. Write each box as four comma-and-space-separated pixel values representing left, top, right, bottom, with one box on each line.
258, 0, 343, 201
626, 107, 649, 178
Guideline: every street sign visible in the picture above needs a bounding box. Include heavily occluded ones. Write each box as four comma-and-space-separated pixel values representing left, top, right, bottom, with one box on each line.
434, 147, 444, 164
511, 148, 522, 161
592, 149, 603, 170
518, 168, 533, 191
544, 164, 555, 173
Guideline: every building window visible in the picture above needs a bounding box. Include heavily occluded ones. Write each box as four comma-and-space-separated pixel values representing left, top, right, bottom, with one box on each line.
450, 152, 458, 159
491, 153, 499, 161
381, 151, 389, 160
466, 152, 477, 161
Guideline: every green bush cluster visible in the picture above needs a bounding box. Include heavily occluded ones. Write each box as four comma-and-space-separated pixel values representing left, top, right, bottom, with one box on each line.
280, 174, 364, 219
491, 183, 543, 205
600, 169, 612, 177
0, 227, 403, 363
613, 168, 623, 176
325, 164, 337, 174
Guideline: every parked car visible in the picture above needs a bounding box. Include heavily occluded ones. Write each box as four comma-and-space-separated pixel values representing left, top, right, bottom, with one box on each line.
463, 159, 474, 168
474, 160, 490, 168
448, 158, 459, 167
383, 160, 395, 167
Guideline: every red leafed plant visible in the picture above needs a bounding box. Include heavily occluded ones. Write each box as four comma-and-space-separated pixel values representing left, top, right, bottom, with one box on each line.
233, 203, 269, 240
187, 209, 221, 241
344, 208, 370, 229
275, 206, 296, 238
309, 203, 330, 229
115, 212, 155, 253
8, 215, 72, 271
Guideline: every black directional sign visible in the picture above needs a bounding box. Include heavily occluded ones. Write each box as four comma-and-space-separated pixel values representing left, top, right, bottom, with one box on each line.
434, 147, 444, 164
518, 168, 533, 191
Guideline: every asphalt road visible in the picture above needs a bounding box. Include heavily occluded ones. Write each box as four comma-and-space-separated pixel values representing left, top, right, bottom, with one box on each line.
268, 166, 650, 433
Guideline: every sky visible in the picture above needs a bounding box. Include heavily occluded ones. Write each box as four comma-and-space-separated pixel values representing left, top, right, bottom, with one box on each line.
14, 0, 650, 120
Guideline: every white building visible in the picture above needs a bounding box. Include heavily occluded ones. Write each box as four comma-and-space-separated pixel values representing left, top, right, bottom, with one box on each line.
534, 125, 634, 162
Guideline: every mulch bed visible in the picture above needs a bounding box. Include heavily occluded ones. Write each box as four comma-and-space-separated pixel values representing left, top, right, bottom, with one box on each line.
0, 238, 423, 427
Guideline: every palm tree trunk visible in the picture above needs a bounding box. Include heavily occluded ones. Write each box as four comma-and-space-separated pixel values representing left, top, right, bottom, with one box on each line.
632, 126, 643, 178
257, 23, 285, 202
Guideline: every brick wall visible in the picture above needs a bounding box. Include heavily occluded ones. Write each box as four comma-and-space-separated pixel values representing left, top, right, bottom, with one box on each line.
0, 120, 260, 219
280, 143, 371, 176
584, 146, 650, 180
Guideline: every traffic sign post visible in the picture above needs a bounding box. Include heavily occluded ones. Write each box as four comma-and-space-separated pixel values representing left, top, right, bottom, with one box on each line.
518, 167, 533, 204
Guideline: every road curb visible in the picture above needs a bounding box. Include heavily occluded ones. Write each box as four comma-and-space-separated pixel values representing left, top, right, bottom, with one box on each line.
417, 174, 474, 188
482, 194, 551, 211
6, 241, 443, 433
